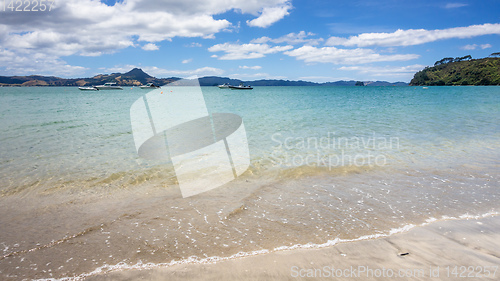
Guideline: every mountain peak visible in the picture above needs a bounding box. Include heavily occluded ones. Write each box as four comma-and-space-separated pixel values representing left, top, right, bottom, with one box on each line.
123, 68, 152, 79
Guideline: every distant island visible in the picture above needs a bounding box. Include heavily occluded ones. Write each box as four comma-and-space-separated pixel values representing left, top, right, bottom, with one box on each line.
0, 68, 407, 87
0, 68, 178, 87
410, 54, 500, 86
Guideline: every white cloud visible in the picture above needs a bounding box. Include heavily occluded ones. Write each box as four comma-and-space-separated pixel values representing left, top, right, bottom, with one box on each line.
230, 72, 287, 80
126, 0, 288, 17
461, 43, 493, 50
223, 21, 241, 33
0, 48, 87, 77
251, 31, 323, 45
250, 37, 272, 44
298, 76, 334, 81
104, 65, 224, 78
185, 42, 203, 47
161, 66, 224, 77
325, 23, 500, 47
142, 43, 159, 51
461, 44, 478, 50
247, 1, 292, 28
182, 59, 193, 64
183, 67, 224, 77
99, 65, 140, 74
0, 1, 231, 54
0, 0, 291, 76
445, 3, 468, 9
208, 43, 293, 60
284, 46, 419, 64
338, 64, 425, 77
239, 65, 262, 70
337, 64, 426, 82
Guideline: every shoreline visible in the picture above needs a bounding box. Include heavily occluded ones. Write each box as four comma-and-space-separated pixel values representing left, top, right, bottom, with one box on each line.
82, 214, 500, 280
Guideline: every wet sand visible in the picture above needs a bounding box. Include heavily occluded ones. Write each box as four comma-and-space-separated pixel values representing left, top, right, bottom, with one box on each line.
88, 215, 500, 280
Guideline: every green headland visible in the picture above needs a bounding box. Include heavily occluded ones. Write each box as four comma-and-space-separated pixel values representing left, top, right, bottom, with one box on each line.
410, 53, 500, 86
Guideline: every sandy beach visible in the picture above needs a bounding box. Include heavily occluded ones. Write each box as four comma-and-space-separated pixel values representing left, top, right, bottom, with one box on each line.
1, 87, 499, 280
87, 215, 500, 280
2, 0, 500, 279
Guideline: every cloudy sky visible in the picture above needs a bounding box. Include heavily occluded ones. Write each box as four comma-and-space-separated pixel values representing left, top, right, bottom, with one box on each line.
1, 0, 499, 82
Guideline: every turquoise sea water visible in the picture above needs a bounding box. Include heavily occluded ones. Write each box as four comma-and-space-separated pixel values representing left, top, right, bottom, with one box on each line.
0, 85, 499, 279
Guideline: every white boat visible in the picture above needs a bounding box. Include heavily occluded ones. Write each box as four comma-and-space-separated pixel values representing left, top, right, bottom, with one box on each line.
140, 83, 161, 89
229, 83, 253, 90
218, 83, 231, 89
78, 86, 98, 91
95, 82, 123, 90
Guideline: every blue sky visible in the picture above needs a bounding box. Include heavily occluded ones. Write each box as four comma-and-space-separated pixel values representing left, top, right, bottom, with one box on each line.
1, 0, 499, 82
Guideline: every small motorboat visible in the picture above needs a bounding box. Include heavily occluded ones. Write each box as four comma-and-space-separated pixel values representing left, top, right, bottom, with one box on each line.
218, 83, 231, 89
229, 83, 253, 90
95, 82, 123, 90
78, 86, 99, 91
140, 83, 161, 89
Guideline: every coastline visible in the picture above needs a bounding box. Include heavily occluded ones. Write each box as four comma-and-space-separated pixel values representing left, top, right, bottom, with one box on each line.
1, 86, 498, 280
86, 214, 500, 280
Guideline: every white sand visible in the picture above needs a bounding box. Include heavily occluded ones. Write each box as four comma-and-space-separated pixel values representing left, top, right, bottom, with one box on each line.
88, 216, 500, 280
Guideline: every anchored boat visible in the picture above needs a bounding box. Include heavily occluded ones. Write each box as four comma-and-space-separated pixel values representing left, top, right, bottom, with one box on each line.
218, 83, 231, 89
140, 83, 161, 89
95, 82, 123, 90
78, 86, 99, 91
229, 83, 253, 90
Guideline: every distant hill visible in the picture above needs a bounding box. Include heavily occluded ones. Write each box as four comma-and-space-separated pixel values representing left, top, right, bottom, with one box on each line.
198, 77, 320, 86
78, 68, 179, 86
0, 68, 179, 87
198, 76, 243, 86
0, 75, 67, 86
0, 68, 408, 87
198, 77, 407, 87
410, 57, 500, 86
366, 81, 409, 86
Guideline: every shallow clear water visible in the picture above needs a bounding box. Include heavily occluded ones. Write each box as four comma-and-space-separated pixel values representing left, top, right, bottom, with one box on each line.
0, 85, 499, 279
